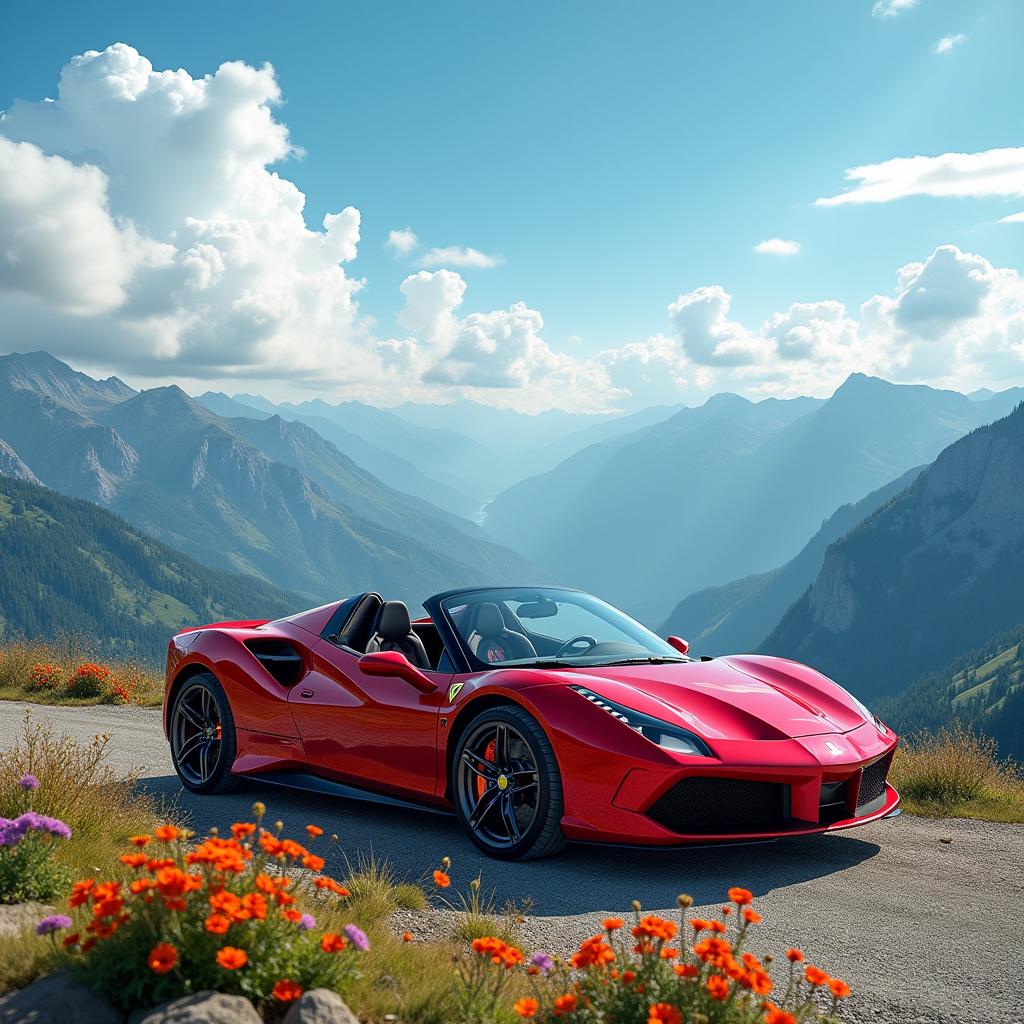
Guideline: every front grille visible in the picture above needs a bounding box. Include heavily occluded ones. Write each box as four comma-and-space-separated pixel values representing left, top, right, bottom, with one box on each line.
857, 757, 890, 811
818, 779, 851, 823
646, 777, 790, 835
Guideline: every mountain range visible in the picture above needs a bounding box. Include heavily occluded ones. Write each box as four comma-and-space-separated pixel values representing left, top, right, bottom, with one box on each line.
484, 374, 1023, 622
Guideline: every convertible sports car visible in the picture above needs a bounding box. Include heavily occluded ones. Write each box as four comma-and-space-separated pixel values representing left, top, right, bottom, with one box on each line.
163, 586, 900, 860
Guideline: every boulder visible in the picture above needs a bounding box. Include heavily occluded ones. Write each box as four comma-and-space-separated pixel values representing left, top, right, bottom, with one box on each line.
0, 971, 123, 1024
282, 989, 359, 1024
128, 992, 261, 1024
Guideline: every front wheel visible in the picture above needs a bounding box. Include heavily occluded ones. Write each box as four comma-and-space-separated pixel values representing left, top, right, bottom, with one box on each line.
452, 705, 566, 860
169, 673, 241, 794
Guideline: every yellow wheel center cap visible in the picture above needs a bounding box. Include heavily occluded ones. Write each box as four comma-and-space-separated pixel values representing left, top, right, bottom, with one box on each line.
497, 774, 509, 790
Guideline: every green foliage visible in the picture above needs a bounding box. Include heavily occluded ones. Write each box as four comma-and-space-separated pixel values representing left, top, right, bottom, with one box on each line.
0, 475, 300, 660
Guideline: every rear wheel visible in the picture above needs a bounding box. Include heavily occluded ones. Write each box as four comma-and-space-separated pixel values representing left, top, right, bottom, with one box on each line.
169, 673, 240, 794
453, 705, 565, 860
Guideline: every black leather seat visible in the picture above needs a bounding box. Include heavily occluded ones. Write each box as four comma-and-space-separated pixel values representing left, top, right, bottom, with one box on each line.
365, 601, 432, 670
473, 602, 537, 664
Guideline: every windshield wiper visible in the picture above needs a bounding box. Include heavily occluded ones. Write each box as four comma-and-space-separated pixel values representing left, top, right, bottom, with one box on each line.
602, 656, 689, 666
515, 660, 579, 669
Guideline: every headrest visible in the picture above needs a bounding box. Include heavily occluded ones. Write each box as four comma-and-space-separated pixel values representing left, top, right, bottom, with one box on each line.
376, 601, 412, 639
475, 602, 505, 638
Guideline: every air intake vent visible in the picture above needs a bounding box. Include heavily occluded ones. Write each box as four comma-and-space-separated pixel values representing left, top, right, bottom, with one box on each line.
244, 640, 304, 687
646, 777, 790, 835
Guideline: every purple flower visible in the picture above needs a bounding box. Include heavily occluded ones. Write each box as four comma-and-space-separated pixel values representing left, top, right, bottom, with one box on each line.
12, 812, 71, 840
36, 914, 73, 935
0, 817, 27, 847
18, 774, 40, 791
343, 923, 370, 951
530, 952, 554, 975
297, 913, 316, 931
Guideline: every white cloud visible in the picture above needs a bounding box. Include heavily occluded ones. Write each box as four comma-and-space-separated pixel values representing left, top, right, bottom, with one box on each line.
385, 228, 419, 256
817, 147, 1024, 206
999, 211, 1024, 224
595, 334, 689, 406
754, 238, 801, 256
418, 246, 502, 269
933, 33, 967, 55
668, 286, 772, 367
872, 0, 916, 17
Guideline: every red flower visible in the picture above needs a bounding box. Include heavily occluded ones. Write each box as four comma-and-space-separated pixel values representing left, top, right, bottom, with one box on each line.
828, 978, 852, 998
272, 979, 303, 1002
514, 998, 539, 1018
786, 948, 804, 963
727, 886, 753, 906
553, 994, 577, 1016
706, 975, 730, 1001
216, 946, 248, 970
321, 932, 348, 953
647, 1004, 682, 1024
154, 824, 180, 842
805, 965, 830, 987
147, 943, 178, 974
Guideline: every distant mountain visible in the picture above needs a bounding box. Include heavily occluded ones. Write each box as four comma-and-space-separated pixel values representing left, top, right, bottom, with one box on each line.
200, 393, 480, 520
485, 375, 1022, 622
762, 402, 1024, 702
0, 352, 533, 608
660, 465, 924, 654
0, 440, 40, 485
0, 350, 134, 413
877, 622, 1024, 759
0, 474, 300, 659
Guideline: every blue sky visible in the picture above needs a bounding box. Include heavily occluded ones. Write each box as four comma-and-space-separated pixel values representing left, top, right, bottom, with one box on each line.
2, 1, 1023, 410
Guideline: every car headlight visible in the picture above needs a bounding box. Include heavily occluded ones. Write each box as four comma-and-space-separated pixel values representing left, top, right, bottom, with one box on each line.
570, 686, 713, 757
841, 687, 887, 733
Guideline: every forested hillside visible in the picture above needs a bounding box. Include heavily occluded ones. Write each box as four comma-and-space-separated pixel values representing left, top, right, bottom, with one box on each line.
0, 475, 300, 659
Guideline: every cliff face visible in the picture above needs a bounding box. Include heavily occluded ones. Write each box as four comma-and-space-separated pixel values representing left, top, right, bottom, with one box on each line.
763, 404, 1024, 701
0, 440, 41, 485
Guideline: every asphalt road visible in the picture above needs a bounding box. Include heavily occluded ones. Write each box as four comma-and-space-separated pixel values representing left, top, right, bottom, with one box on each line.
2, 701, 1021, 1024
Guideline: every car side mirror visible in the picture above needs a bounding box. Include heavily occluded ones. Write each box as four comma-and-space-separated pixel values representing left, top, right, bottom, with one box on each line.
358, 651, 437, 693
667, 635, 690, 656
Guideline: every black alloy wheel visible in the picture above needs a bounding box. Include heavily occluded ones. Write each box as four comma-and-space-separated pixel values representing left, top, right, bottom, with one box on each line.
170, 673, 240, 793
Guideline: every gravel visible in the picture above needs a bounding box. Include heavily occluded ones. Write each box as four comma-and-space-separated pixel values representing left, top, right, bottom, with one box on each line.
2, 701, 1021, 1024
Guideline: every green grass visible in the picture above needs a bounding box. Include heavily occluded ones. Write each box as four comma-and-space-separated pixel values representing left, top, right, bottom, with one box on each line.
891, 723, 1024, 823
0, 638, 163, 708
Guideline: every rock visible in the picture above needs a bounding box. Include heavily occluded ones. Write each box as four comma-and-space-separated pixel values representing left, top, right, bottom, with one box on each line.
0, 970, 123, 1024
128, 992, 261, 1024
282, 989, 359, 1024
0, 903, 53, 939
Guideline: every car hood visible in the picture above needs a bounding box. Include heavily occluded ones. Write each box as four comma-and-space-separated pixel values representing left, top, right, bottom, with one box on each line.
553, 655, 868, 741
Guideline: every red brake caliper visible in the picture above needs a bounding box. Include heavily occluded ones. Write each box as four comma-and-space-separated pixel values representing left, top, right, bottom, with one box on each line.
476, 738, 497, 800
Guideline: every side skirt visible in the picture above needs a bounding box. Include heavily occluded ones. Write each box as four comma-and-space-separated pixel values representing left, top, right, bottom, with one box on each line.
250, 769, 456, 818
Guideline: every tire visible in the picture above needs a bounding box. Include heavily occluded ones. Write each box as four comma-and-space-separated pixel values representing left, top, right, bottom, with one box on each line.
169, 672, 242, 794
452, 704, 566, 860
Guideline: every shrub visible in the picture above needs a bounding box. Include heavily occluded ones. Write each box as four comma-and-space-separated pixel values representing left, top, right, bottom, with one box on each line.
455, 889, 853, 1024
0, 773, 71, 904
60, 805, 368, 1012
66, 663, 113, 699
28, 663, 62, 691
891, 723, 1002, 806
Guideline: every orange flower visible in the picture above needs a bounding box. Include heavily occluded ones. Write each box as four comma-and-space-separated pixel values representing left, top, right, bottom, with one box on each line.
282, 908, 303, 923
706, 975, 730, 1001
216, 946, 249, 970
571, 934, 616, 969
632, 915, 677, 943
321, 932, 348, 953
205, 914, 232, 934
272, 979, 303, 1002
603, 917, 624, 930
146, 857, 175, 872
129, 835, 151, 847
402, 931, 414, 942
69, 879, 95, 907
553, 994, 577, 1016
119, 853, 149, 869
674, 964, 699, 978
433, 869, 451, 888
763, 1009, 798, 1024
154, 824, 180, 842
647, 1004, 682, 1024
148, 942, 178, 974
786, 948, 804, 963
727, 886, 753, 906
302, 854, 325, 872
314, 876, 351, 897
514, 998, 539, 1018
130, 878, 154, 895
689, 918, 710, 932
242, 892, 268, 920
230, 822, 256, 839
804, 965, 830, 987
306, 824, 324, 837
471, 936, 524, 969
743, 908, 761, 924
659, 947, 678, 960
828, 978, 852, 999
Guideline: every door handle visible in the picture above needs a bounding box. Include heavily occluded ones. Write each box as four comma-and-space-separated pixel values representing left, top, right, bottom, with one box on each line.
300, 689, 315, 699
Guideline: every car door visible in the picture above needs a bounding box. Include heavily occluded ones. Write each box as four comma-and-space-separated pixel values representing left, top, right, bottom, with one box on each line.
287, 636, 449, 803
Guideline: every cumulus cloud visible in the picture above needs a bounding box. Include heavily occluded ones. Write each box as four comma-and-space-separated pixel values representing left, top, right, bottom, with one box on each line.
418, 246, 502, 269
817, 147, 1024, 206
872, 0, 916, 17
385, 228, 419, 256
668, 286, 771, 367
754, 238, 801, 256
934, 33, 967, 55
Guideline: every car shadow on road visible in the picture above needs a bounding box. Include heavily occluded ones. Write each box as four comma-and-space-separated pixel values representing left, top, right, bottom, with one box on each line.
140, 775, 884, 916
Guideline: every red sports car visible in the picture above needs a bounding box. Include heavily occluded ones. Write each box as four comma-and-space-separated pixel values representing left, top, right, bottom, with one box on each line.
163, 586, 900, 860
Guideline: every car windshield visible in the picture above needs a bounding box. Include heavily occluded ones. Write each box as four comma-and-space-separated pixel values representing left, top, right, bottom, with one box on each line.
439, 588, 685, 669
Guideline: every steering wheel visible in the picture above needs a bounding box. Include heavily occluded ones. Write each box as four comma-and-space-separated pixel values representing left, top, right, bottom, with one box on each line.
555, 635, 598, 658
